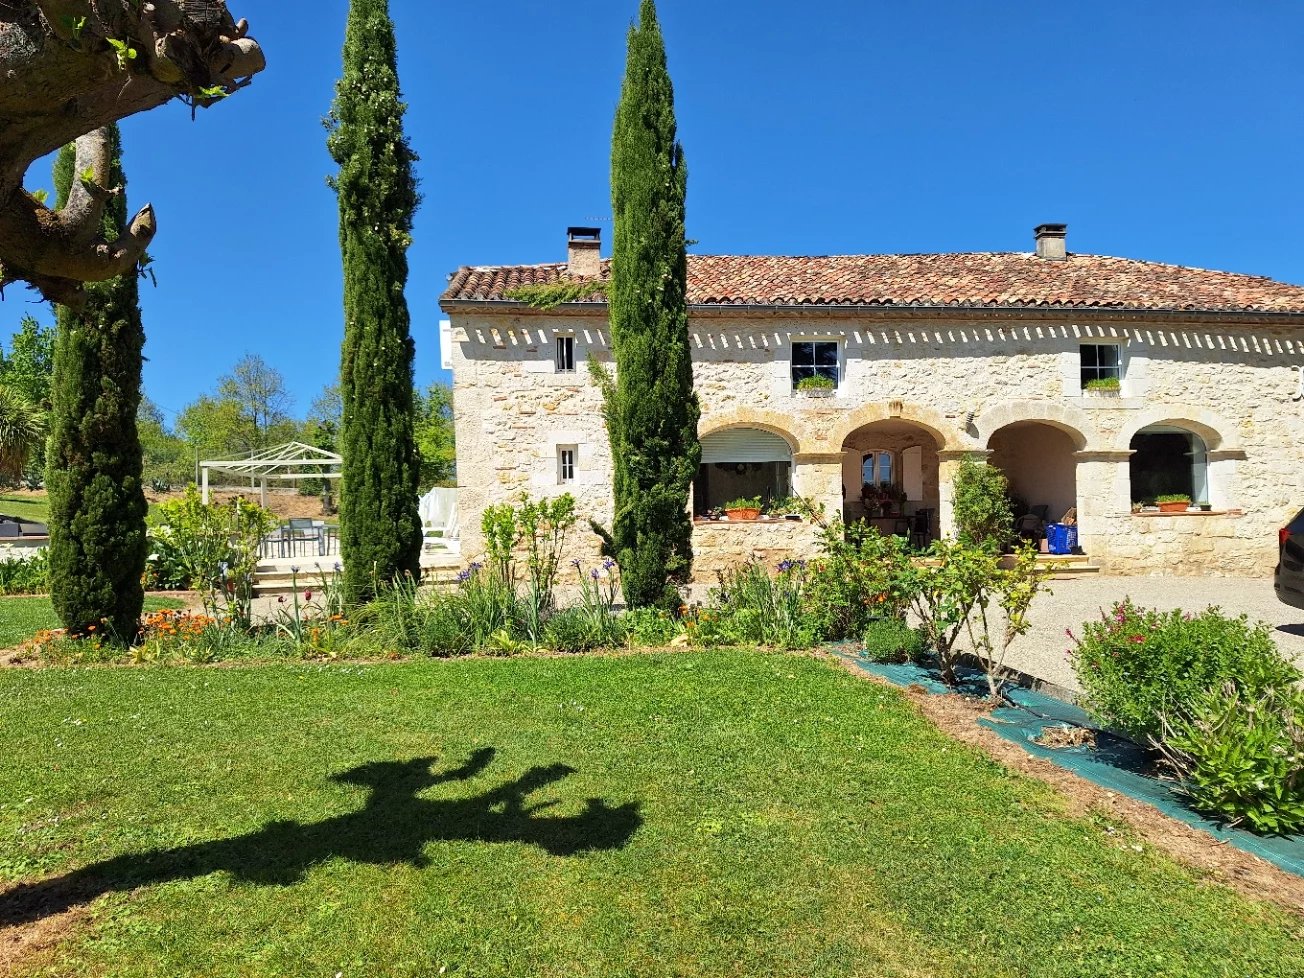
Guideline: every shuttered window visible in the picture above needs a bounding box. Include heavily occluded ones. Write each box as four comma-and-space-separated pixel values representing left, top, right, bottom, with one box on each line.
700, 428, 792, 463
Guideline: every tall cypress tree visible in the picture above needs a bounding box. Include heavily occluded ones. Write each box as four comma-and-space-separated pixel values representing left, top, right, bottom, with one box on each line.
328, 0, 421, 602
605, 0, 699, 609
46, 126, 148, 638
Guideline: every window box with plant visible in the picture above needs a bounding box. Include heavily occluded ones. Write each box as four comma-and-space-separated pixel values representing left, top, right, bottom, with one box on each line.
723, 496, 763, 521
1083, 376, 1121, 397
795, 375, 836, 398
1155, 493, 1192, 513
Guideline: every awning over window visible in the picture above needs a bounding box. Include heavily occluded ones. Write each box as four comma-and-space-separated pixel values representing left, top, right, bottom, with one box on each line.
700, 428, 792, 464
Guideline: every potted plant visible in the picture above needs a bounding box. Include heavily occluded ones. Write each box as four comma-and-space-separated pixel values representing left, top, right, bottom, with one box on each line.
1083, 377, 1121, 397
723, 496, 763, 521
1155, 492, 1192, 513
795, 375, 835, 398
766, 496, 806, 521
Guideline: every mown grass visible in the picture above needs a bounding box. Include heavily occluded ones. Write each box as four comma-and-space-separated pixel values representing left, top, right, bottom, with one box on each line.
2, 652, 1302, 977
0, 595, 184, 648
0, 493, 48, 524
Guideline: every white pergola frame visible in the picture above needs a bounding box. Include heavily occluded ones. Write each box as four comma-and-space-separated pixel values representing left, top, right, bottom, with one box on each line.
200, 441, 342, 506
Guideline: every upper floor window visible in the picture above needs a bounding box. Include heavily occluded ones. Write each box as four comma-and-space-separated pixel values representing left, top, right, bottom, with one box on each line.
791, 341, 839, 389
1080, 343, 1121, 388
556, 335, 575, 373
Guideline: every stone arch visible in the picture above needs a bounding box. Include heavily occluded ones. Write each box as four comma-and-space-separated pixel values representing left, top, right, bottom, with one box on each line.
1114, 408, 1236, 453
975, 401, 1095, 452
824, 402, 960, 454
698, 409, 802, 454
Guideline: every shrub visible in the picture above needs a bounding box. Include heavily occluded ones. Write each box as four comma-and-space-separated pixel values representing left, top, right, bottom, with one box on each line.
707, 558, 814, 649
1158, 682, 1304, 835
804, 522, 913, 641
1070, 600, 1300, 743
862, 617, 926, 664
624, 607, 680, 647
543, 608, 605, 654
951, 457, 1013, 552
0, 548, 49, 595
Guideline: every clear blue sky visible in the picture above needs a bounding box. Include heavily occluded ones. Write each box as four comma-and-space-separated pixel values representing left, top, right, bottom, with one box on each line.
5, 0, 1302, 424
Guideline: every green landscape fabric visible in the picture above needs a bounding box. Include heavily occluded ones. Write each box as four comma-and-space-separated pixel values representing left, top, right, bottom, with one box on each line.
846, 656, 1304, 877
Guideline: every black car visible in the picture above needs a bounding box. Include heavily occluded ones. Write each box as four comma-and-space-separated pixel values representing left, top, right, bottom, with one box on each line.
1274, 507, 1304, 610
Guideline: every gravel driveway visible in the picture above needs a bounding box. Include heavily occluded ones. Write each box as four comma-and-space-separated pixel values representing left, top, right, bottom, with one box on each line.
1004, 575, 1304, 695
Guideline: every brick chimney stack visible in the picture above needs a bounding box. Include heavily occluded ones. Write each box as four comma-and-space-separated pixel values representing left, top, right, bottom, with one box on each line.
567, 226, 601, 278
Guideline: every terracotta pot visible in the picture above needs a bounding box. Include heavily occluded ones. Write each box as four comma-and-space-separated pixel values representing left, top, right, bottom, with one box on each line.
724, 508, 761, 521
1157, 500, 1190, 513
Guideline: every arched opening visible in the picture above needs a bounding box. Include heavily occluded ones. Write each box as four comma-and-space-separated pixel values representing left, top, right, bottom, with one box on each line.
1129, 425, 1209, 505
987, 421, 1079, 526
695, 427, 793, 516
841, 420, 941, 539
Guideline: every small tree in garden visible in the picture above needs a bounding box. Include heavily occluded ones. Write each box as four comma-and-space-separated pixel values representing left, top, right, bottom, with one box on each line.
329, 0, 422, 602
951, 456, 1014, 552
46, 128, 148, 639
901, 539, 1048, 694
597, 0, 700, 611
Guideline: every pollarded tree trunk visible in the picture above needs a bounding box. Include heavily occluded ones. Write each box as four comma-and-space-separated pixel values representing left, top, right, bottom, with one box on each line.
329, 0, 421, 602
0, 2, 263, 306
46, 127, 148, 639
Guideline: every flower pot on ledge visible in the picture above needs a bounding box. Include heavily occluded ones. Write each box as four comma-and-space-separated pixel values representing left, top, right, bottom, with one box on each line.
724, 508, 761, 521
797, 388, 835, 399
1157, 500, 1190, 513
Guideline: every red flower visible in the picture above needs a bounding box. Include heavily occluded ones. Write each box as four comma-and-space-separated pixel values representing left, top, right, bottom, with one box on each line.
304, 589, 313, 601
1129, 634, 1145, 643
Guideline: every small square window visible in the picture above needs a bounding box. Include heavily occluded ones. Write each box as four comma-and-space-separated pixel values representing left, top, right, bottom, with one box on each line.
556, 336, 575, 373
1080, 343, 1121, 387
557, 446, 576, 484
792, 340, 839, 389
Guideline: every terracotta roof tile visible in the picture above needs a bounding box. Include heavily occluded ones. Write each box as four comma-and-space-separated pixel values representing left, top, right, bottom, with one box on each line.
441, 252, 1304, 316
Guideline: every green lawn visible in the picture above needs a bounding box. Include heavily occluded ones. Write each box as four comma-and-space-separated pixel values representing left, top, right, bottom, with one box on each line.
0, 595, 184, 647
2, 652, 1301, 977
0, 492, 48, 524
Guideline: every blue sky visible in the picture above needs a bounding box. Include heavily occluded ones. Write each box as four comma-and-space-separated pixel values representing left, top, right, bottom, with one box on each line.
5, 1, 1303, 424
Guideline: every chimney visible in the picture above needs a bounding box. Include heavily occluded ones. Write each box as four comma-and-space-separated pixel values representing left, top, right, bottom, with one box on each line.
1034, 223, 1067, 261
566, 226, 601, 278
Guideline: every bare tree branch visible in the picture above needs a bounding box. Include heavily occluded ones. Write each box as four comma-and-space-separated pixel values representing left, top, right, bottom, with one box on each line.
0, 1, 263, 304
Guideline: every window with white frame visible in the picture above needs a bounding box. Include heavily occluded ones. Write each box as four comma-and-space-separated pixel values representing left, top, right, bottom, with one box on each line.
555, 335, 575, 373
557, 446, 576, 484
791, 340, 840, 389
1080, 343, 1122, 389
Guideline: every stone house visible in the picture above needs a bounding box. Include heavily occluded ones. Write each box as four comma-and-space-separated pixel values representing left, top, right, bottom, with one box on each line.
439, 224, 1304, 577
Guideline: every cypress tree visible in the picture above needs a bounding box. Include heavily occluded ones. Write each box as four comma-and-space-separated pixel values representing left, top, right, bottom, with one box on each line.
46, 126, 148, 638
328, 0, 422, 602
605, 0, 699, 609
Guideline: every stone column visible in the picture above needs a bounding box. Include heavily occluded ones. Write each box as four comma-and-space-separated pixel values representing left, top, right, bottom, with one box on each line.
792, 452, 846, 526
1205, 450, 1246, 511
936, 449, 990, 540
1073, 450, 1133, 563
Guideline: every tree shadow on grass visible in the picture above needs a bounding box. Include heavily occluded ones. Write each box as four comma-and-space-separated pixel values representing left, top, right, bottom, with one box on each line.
0, 748, 641, 927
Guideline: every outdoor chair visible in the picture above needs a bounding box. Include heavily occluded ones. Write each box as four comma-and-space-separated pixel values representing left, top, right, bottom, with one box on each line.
910, 508, 933, 549
288, 518, 324, 557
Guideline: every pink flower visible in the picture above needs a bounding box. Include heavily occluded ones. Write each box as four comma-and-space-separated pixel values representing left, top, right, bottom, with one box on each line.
1129, 634, 1145, 644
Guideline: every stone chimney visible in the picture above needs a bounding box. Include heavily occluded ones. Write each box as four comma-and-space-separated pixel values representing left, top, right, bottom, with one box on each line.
1034, 223, 1067, 261
566, 226, 601, 278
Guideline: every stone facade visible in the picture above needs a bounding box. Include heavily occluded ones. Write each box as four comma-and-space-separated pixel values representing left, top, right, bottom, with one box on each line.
446, 304, 1304, 579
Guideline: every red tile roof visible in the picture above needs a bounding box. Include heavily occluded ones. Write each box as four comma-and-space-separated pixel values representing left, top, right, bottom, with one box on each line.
441, 252, 1304, 316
